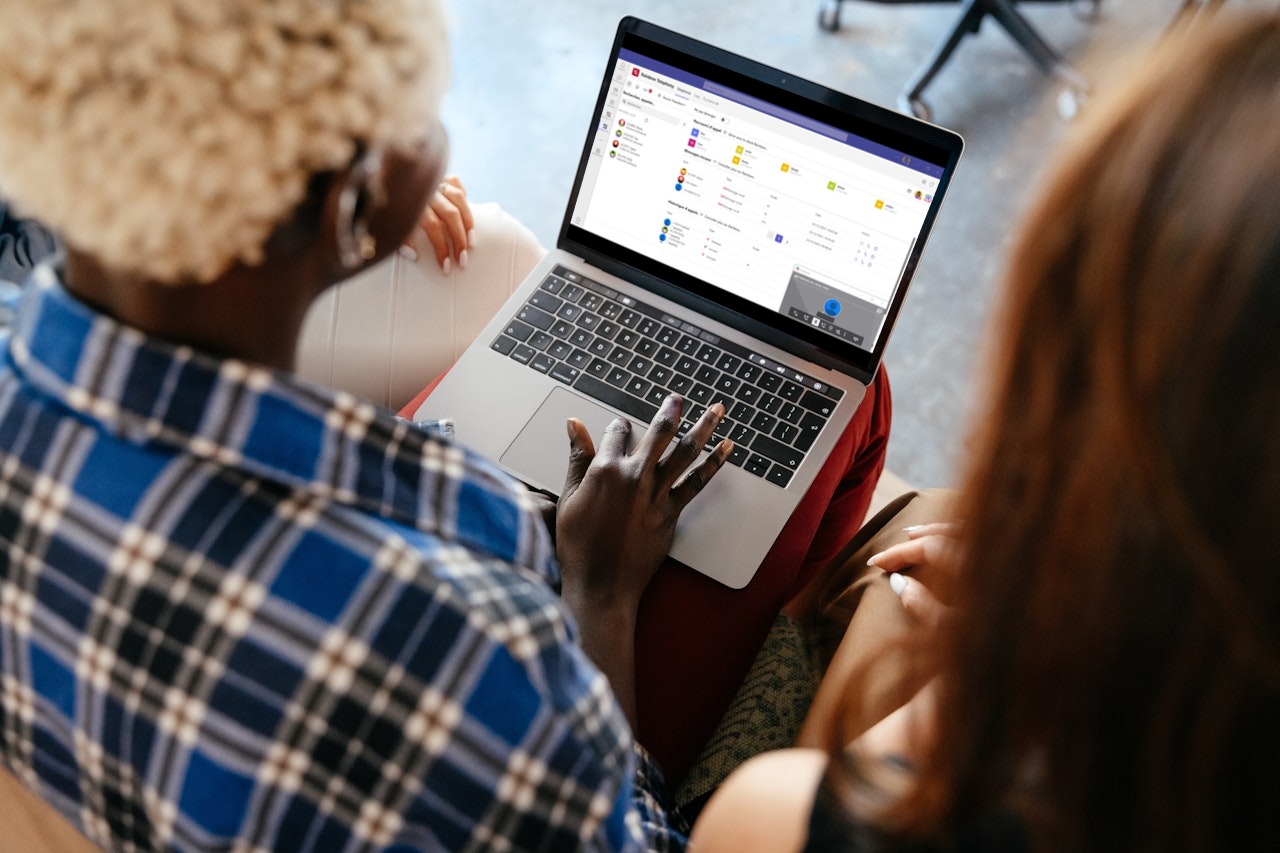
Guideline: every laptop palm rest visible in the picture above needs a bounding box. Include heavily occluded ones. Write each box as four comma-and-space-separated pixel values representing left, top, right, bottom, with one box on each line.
500, 386, 777, 590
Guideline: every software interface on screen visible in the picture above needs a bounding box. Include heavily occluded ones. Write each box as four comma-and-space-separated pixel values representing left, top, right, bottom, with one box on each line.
570, 48, 944, 352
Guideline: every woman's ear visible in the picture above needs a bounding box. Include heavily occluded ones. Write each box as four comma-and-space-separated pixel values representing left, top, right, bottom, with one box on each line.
321, 148, 385, 274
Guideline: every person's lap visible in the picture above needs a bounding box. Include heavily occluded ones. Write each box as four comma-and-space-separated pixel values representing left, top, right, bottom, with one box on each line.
345, 203, 897, 784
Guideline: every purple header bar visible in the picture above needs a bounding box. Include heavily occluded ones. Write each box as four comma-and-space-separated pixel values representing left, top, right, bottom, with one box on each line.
618, 48, 944, 179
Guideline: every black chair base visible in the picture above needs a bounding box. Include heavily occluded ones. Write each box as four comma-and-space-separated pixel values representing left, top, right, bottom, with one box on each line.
820, 0, 1096, 122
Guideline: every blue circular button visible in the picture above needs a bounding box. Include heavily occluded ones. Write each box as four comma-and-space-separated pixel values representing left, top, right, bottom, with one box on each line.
824, 299, 842, 317
675, 183, 683, 191
664, 218, 671, 226
659, 233, 667, 241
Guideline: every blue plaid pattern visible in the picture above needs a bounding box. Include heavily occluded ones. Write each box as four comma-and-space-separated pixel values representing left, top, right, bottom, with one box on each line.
0, 265, 687, 851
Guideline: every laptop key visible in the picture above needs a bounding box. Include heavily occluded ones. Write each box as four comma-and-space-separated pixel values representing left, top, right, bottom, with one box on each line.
638, 318, 661, 337
729, 401, 754, 423
766, 466, 794, 488
798, 390, 836, 417
491, 335, 517, 355
531, 353, 555, 374
579, 293, 604, 312
504, 319, 534, 342
628, 356, 653, 375
726, 445, 749, 467
635, 339, 658, 357
751, 411, 777, 433
618, 309, 641, 328
599, 300, 623, 320
794, 412, 825, 452
696, 344, 721, 364
716, 353, 742, 374
561, 284, 586, 303
655, 347, 679, 367
548, 340, 572, 361
550, 363, 580, 385
737, 362, 763, 384
675, 355, 699, 375
608, 345, 632, 365
751, 433, 803, 470
655, 325, 679, 346
551, 319, 575, 339
596, 320, 621, 340
606, 366, 630, 388
616, 330, 641, 349
588, 338, 613, 357
695, 365, 720, 386
528, 291, 563, 313
576, 313, 602, 331
511, 344, 536, 365
541, 275, 565, 294
758, 373, 782, 392
736, 384, 761, 406
518, 305, 556, 331
744, 454, 771, 478
676, 335, 701, 354
759, 394, 782, 414
574, 374, 659, 423
648, 366, 673, 386
729, 424, 755, 445
626, 376, 652, 398
773, 422, 800, 445
779, 380, 804, 402
528, 332, 554, 351
558, 304, 583, 323
646, 386, 670, 407
567, 348, 592, 369
669, 375, 694, 395
779, 403, 803, 424
587, 358, 610, 377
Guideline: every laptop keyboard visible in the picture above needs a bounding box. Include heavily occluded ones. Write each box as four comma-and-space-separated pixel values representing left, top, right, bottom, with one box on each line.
490, 266, 843, 488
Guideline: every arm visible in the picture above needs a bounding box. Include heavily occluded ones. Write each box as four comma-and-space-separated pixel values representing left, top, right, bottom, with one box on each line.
555, 394, 731, 729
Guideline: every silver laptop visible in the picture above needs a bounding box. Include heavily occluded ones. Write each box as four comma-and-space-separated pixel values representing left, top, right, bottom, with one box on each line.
415, 17, 963, 588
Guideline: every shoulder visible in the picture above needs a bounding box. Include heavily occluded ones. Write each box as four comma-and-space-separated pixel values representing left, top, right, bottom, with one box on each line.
689, 748, 827, 853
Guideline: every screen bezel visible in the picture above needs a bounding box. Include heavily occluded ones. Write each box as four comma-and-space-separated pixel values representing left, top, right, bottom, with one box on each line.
558, 17, 964, 382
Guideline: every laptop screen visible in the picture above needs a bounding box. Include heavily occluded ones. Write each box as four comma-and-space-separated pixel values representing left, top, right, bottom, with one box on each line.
563, 21, 961, 376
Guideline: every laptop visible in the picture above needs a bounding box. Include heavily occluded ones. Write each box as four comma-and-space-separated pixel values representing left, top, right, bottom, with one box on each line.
415, 17, 963, 589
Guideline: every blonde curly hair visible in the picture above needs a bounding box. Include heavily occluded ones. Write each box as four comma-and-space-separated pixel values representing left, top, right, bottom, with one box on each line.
0, 0, 449, 284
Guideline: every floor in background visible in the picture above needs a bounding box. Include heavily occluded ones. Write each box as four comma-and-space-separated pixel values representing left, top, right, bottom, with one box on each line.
440, 0, 1199, 487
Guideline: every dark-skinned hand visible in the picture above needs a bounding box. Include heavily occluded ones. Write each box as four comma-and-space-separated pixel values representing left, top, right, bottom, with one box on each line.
556, 393, 732, 726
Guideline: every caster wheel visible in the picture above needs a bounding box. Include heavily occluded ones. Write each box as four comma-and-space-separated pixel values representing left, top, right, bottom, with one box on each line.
818, 0, 842, 32
1056, 87, 1086, 120
899, 94, 931, 122
1070, 0, 1102, 23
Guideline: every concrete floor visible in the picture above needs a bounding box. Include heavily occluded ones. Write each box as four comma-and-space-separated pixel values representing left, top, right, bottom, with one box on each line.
439, 0, 1195, 487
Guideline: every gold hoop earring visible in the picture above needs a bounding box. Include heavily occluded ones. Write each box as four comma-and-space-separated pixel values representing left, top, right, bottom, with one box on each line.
335, 149, 383, 269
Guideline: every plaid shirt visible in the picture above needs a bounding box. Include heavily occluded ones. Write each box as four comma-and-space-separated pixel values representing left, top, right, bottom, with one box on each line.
0, 265, 686, 851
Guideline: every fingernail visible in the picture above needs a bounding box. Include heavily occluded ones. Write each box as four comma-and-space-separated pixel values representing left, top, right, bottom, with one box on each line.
458, 249, 469, 270
398, 244, 418, 262
442, 257, 452, 275
866, 554, 880, 568
903, 525, 925, 533
889, 573, 907, 596
566, 418, 576, 439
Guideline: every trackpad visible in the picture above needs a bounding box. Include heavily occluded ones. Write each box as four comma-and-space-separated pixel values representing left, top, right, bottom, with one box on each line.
501, 387, 649, 496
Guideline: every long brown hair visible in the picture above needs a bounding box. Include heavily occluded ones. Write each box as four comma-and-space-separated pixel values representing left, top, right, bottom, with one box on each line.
834, 12, 1280, 850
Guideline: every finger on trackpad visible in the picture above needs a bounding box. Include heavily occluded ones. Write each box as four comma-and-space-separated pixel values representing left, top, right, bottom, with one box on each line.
500, 387, 647, 495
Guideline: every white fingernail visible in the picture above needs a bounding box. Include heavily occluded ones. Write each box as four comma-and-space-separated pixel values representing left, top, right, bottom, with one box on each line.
889, 573, 907, 596
398, 244, 418, 262
442, 257, 452, 275
458, 249, 469, 270
903, 525, 925, 533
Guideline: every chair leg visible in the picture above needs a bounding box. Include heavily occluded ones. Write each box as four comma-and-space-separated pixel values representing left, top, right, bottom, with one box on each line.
988, 0, 1089, 91
899, 0, 987, 120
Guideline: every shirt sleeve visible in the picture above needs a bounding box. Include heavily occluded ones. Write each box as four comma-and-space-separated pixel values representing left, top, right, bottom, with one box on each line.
629, 742, 689, 852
